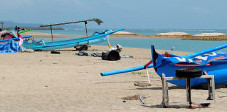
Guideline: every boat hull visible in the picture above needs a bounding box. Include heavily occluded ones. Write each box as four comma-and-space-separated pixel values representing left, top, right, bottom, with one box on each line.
156, 62, 227, 86
23, 36, 106, 51
22, 29, 124, 51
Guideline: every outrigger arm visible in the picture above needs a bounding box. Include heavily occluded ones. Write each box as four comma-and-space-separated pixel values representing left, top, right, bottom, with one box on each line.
101, 43, 227, 76
50, 25, 54, 42
40, 18, 103, 42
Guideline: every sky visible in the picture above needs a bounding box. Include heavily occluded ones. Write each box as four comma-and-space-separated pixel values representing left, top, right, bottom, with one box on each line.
1, 0, 227, 29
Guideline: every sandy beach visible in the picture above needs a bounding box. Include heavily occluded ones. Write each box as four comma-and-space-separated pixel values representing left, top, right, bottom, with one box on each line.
0, 33, 227, 112
1, 0, 227, 111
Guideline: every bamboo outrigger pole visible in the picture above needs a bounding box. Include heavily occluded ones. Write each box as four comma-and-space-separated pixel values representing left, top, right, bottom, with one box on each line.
84, 21, 88, 37
40, 18, 103, 42
50, 25, 54, 42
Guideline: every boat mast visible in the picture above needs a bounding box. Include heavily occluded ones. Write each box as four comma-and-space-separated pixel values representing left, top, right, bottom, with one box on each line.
84, 21, 88, 37
50, 25, 54, 42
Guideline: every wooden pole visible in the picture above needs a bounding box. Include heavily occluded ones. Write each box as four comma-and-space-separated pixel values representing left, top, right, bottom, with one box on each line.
84, 21, 88, 37
50, 25, 54, 42
186, 78, 193, 108
0, 22, 3, 30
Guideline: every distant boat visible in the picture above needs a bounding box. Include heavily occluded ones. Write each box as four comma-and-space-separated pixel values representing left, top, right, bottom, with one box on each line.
22, 18, 124, 51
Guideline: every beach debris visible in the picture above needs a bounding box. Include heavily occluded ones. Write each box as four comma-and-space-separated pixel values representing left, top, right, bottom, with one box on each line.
75, 51, 102, 57
138, 94, 149, 104
22, 49, 34, 53
131, 71, 145, 75
101, 50, 121, 61
74, 51, 132, 59
74, 44, 132, 60
51, 50, 60, 54
134, 82, 151, 87
101, 44, 122, 61
121, 55, 133, 58
121, 94, 149, 105
121, 95, 139, 100
75, 44, 90, 51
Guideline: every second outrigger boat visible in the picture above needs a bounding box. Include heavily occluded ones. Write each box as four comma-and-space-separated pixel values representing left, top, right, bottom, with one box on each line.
22, 18, 124, 51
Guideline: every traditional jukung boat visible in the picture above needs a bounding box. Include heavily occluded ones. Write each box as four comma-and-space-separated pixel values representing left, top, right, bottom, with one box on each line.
22, 18, 124, 51
101, 43, 227, 87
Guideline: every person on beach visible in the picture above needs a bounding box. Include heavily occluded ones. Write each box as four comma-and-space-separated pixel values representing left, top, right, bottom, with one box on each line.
171, 47, 174, 51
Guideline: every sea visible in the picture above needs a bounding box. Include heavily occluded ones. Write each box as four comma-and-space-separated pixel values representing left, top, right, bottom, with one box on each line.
32, 29, 227, 52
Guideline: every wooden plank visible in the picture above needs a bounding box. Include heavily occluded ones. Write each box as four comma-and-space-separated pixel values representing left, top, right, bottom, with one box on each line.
165, 75, 213, 80
160, 73, 215, 108
193, 100, 214, 104
161, 73, 169, 107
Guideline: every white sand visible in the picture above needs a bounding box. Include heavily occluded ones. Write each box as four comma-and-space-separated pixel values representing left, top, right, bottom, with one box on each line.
114, 31, 137, 35
0, 45, 226, 112
194, 33, 225, 36
157, 32, 190, 36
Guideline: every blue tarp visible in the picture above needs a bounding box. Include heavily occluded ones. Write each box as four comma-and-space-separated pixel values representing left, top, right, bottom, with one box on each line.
0, 40, 21, 53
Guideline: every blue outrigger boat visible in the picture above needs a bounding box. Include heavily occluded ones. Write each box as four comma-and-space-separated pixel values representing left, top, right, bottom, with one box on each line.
101, 44, 227, 87
22, 18, 124, 51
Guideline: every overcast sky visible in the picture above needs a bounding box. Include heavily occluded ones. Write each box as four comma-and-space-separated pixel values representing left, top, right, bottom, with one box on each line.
1, 0, 227, 29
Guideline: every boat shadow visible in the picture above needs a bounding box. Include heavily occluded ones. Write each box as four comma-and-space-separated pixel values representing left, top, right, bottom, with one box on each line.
136, 84, 226, 90
140, 104, 206, 109
136, 85, 185, 90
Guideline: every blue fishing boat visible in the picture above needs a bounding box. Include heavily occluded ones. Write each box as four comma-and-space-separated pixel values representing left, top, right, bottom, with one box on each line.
22, 18, 124, 51
101, 44, 227, 87
22, 29, 123, 51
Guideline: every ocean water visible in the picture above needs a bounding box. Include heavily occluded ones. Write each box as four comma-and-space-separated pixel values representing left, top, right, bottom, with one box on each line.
96, 38, 227, 52
33, 28, 227, 35
33, 29, 227, 52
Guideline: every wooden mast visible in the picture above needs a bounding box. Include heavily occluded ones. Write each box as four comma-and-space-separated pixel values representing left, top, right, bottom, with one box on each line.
84, 21, 88, 37
50, 25, 54, 42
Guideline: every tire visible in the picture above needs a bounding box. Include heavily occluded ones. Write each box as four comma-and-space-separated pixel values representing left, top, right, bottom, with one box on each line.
51, 50, 60, 54
75, 44, 88, 51
102, 50, 120, 61
175, 68, 202, 78
81, 44, 88, 50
